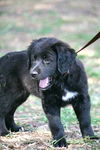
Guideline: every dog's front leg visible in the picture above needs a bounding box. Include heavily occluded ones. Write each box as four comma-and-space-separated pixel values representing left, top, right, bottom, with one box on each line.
72, 95, 95, 139
42, 100, 67, 148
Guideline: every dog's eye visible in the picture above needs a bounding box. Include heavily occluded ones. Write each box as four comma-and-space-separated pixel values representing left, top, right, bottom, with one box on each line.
34, 55, 37, 59
42, 55, 50, 64
43, 55, 47, 60
43, 60, 50, 64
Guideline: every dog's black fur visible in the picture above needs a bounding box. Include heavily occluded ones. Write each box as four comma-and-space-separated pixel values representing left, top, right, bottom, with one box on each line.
0, 37, 97, 147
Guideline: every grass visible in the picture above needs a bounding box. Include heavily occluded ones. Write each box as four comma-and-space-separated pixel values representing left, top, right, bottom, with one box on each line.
86, 66, 100, 78
0, 52, 5, 57
93, 45, 100, 58
61, 107, 77, 128
0, 23, 13, 35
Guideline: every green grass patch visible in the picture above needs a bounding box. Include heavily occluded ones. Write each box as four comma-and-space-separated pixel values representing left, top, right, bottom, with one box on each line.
61, 30, 99, 47
61, 107, 77, 128
0, 53, 3, 57
0, 23, 13, 35
92, 117, 100, 125
93, 45, 100, 58
12, 26, 32, 33
77, 54, 87, 60
36, 26, 53, 35
86, 66, 100, 78
38, 115, 48, 123
75, 33, 94, 41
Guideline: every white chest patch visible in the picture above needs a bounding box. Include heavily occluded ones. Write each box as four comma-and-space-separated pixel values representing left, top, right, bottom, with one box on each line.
62, 89, 78, 101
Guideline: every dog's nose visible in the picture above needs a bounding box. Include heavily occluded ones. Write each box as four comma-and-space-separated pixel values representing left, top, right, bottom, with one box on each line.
30, 71, 38, 79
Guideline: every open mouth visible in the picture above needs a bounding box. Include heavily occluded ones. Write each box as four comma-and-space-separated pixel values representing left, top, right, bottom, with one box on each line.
39, 77, 52, 90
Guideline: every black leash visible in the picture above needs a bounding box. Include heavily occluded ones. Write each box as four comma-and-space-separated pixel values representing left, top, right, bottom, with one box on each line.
76, 32, 100, 54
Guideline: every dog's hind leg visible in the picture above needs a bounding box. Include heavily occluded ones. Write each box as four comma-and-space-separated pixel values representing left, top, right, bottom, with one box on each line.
5, 92, 29, 132
72, 95, 94, 138
0, 117, 9, 136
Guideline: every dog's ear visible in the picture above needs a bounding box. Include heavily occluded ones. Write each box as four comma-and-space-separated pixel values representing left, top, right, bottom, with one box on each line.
52, 43, 76, 74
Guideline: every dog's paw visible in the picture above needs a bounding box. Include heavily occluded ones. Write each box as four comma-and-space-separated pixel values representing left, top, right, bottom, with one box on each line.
53, 138, 68, 148
11, 124, 22, 132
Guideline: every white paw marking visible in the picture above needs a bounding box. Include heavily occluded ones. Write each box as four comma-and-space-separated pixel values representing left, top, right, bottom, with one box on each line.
62, 89, 78, 101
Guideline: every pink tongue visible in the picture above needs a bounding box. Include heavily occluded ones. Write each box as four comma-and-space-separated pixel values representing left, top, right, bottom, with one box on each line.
39, 77, 49, 88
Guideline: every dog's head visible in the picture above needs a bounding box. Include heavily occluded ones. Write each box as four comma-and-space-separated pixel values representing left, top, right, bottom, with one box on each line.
28, 37, 76, 90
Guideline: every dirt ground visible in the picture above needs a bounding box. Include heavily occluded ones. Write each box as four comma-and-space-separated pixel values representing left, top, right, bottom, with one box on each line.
0, 0, 100, 149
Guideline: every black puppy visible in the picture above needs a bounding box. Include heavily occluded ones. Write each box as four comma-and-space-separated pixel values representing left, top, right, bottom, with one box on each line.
0, 50, 40, 136
0, 37, 97, 147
